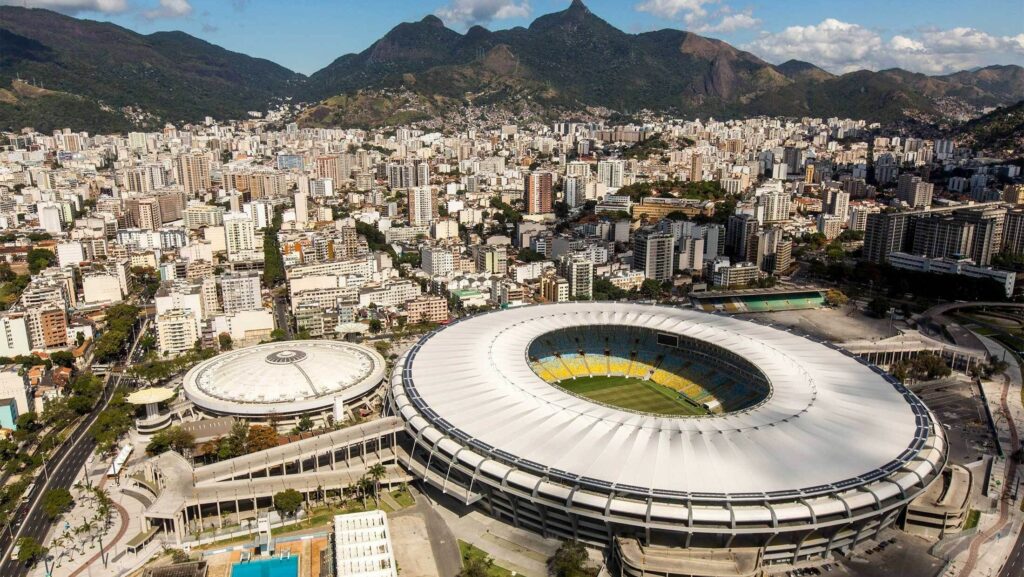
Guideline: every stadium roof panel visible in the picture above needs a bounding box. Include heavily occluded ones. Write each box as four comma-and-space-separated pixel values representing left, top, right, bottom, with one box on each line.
400, 303, 928, 497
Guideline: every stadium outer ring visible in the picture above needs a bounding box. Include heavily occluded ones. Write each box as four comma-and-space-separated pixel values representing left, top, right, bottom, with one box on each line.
387, 302, 948, 567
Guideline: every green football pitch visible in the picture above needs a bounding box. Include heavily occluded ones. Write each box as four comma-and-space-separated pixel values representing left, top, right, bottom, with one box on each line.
554, 375, 708, 416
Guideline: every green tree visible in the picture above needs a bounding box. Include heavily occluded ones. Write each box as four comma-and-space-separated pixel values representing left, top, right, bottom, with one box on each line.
458, 554, 493, 577
516, 248, 547, 263
866, 297, 890, 319
548, 540, 596, 577
218, 332, 233, 351
26, 248, 57, 274
273, 489, 303, 518
368, 319, 383, 334
639, 279, 664, 300
16, 536, 47, 566
147, 426, 195, 455
366, 463, 387, 505
41, 488, 73, 520
217, 420, 251, 459
295, 415, 314, 433
49, 350, 75, 368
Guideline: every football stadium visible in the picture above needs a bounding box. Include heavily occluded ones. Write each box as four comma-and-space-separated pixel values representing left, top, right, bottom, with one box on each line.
388, 303, 948, 575
183, 340, 386, 424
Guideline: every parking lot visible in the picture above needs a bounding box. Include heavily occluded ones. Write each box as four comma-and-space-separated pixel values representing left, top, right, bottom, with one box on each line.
772, 533, 943, 577
910, 376, 996, 465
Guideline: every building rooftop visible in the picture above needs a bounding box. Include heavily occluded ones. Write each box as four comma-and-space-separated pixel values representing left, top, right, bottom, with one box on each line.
182, 340, 386, 416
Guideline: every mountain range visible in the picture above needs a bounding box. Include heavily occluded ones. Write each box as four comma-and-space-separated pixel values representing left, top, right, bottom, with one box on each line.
1, 1, 1022, 133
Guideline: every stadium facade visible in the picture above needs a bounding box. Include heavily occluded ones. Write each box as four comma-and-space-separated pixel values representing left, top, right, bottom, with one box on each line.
387, 303, 947, 574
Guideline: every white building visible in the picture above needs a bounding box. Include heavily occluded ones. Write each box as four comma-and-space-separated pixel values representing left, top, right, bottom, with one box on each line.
224, 211, 260, 262
0, 313, 32, 357
334, 510, 398, 577
82, 273, 125, 306
156, 309, 199, 356
597, 160, 625, 189
56, 241, 85, 268
421, 247, 454, 278
358, 280, 421, 308
155, 281, 206, 335
219, 271, 263, 314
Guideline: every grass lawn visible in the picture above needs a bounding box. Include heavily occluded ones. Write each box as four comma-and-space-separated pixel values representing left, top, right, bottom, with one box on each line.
459, 540, 515, 577
555, 375, 707, 416
964, 509, 981, 530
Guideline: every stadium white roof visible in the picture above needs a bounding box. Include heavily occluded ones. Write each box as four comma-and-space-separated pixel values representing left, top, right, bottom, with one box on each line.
402, 303, 929, 497
183, 341, 386, 416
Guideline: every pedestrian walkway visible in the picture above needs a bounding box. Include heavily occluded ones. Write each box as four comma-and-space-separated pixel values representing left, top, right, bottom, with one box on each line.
957, 336, 1024, 576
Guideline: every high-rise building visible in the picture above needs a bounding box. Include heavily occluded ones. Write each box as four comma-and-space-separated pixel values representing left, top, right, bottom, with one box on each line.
597, 160, 624, 189
1003, 209, 1024, 255
558, 254, 594, 299
388, 163, 415, 190
911, 215, 974, 260
896, 174, 934, 208
952, 205, 1006, 266
755, 228, 793, 274
864, 212, 911, 263
757, 191, 791, 223
156, 309, 199, 356
219, 271, 263, 314
677, 235, 705, 273
184, 205, 225, 230
224, 211, 259, 262
175, 152, 211, 196
633, 230, 675, 282
525, 172, 554, 215
294, 192, 309, 225
564, 175, 588, 208
690, 155, 703, 182
726, 213, 759, 261
316, 155, 342, 182
824, 189, 850, 218
421, 247, 454, 277
407, 187, 437, 227
473, 245, 508, 276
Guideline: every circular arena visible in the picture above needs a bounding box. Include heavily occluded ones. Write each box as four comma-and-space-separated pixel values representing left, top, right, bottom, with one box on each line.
388, 303, 947, 574
184, 340, 386, 420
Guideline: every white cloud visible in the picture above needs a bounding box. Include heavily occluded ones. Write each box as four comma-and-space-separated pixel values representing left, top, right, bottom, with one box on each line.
0, 0, 128, 13
745, 19, 1024, 75
694, 10, 760, 34
435, 0, 530, 27
142, 0, 191, 19
635, 0, 715, 24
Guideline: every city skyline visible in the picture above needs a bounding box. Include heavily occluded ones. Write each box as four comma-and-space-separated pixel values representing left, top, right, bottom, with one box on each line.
2, 0, 1022, 76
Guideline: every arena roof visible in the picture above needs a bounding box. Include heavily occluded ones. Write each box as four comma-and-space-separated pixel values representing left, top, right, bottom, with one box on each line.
183, 341, 386, 417
399, 303, 931, 497
126, 387, 174, 405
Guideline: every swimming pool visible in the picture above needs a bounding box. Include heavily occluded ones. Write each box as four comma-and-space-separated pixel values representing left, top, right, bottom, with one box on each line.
230, 556, 298, 577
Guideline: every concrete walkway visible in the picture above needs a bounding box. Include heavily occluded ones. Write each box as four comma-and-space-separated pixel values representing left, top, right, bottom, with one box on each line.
955, 336, 1024, 576
391, 486, 461, 577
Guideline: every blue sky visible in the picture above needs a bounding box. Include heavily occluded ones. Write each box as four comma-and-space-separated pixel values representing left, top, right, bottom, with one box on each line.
6, 0, 1024, 75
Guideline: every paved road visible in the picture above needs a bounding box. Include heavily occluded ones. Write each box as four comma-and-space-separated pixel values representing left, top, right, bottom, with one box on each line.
0, 317, 148, 575
1000, 524, 1024, 577
274, 295, 292, 337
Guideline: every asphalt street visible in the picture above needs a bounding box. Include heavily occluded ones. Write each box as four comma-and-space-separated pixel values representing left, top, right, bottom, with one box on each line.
0, 317, 148, 576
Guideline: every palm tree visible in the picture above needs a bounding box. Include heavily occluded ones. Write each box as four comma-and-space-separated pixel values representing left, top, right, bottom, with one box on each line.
356, 475, 374, 509
367, 464, 387, 506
